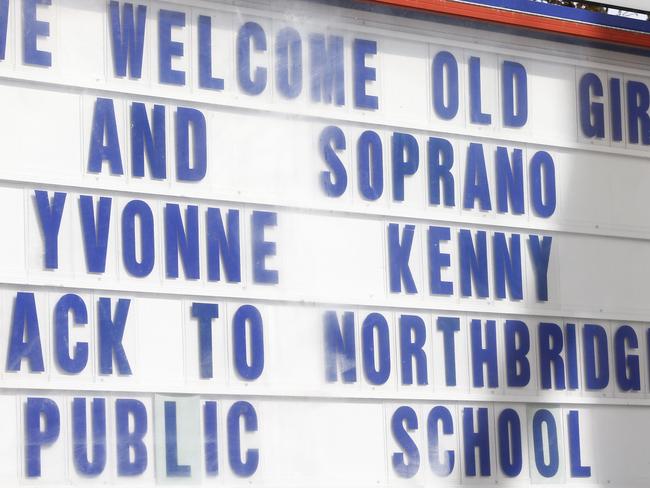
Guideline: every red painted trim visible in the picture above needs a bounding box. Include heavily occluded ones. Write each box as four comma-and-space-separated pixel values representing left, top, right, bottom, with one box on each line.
361, 0, 650, 49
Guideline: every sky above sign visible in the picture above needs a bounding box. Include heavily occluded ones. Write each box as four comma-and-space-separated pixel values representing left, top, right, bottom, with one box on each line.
599, 0, 647, 12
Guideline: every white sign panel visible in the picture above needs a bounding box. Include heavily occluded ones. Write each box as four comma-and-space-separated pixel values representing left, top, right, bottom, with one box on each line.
1, 0, 650, 486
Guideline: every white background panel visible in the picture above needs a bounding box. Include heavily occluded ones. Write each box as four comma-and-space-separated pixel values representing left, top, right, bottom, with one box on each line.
58, 0, 106, 80
0, 86, 81, 179
2, 0, 650, 486
0, 187, 26, 279
0, 394, 19, 484
381, 38, 429, 127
